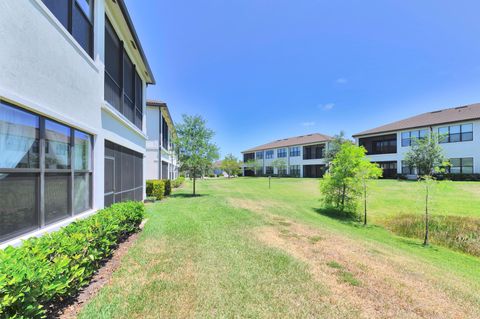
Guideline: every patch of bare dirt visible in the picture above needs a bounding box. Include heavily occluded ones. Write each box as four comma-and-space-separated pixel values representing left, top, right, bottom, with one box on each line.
50, 220, 147, 319
254, 218, 480, 319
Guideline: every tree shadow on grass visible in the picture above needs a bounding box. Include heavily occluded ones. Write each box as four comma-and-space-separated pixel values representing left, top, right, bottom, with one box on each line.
170, 193, 209, 198
313, 207, 361, 224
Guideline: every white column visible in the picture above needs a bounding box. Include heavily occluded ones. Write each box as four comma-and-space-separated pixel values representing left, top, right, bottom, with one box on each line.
94, 0, 105, 64
93, 135, 105, 209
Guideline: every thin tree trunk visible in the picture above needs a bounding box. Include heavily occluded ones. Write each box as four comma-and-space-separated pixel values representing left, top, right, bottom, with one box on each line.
341, 183, 346, 210
364, 182, 367, 226
424, 183, 429, 246
193, 168, 196, 196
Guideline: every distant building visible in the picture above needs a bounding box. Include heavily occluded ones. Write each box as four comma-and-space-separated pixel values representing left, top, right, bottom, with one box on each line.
145, 100, 179, 180
353, 103, 480, 177
241, 133, 333, 178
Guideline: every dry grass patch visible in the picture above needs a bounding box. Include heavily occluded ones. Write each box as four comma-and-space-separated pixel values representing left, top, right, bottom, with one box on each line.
255, 219, 480, 319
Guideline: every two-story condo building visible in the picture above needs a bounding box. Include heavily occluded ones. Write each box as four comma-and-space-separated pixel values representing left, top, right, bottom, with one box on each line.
0, 0, 155, 246
353, 103, 480, 177
242, 133, 333, 178
145, 100, 179, 180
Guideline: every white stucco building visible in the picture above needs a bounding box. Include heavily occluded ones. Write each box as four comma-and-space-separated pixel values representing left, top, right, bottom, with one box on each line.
242, 133, 333, 178
0, 0, 155, 246
145, 100, 179, 180
353, 103, 480, 177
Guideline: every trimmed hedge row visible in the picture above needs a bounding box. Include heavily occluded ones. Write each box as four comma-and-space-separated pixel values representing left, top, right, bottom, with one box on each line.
0, 201, 145, 319
146, 180, 165, 200
146, 177, 185, 200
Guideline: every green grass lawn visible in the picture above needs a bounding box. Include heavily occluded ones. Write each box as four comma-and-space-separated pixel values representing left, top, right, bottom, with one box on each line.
80, 178, 480, 318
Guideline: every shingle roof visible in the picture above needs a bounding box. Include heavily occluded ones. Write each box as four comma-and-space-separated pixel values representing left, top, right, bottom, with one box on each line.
242, 133, 333, 153
353, 103, 480, 137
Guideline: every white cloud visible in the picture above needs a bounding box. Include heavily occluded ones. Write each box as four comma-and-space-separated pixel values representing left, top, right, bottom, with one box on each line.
336, 78, 348, 84
317, 103, 335, 111
301, 121, 316, 127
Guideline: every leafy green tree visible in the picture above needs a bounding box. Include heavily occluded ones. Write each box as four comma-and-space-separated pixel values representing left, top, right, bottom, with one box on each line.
271, 158, 287, 176
358, 160, 383, 225
325, 131, 351, 164
245, 159, 263, 176
221, 154, 241, 178
404, 133, 449, 245
174, 115, 219, 195
321, 143, 376, 213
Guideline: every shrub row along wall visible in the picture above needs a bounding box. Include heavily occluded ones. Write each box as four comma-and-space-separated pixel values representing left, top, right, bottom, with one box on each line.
146, 177, 185, 200
385, 214, 480, 257
0, 201, 145, 319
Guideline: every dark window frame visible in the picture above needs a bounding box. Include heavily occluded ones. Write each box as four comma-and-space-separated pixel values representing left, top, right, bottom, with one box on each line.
289, 146, 300, 157
438, 124, 473, 144
401, 129, 428, 147
448, 157, 474, 174
265, 166, 274, 175
289, 165, 300, 177
42, 0, 94, 58
265, 150, 274, 159
277, 148, 287, 158
255, 151, 263, 159
0, 100, 93, 242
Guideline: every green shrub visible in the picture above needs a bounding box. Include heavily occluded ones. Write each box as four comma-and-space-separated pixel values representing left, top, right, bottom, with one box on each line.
146, 180, 154, 196
386, 214, 480, 257
164, 180, 172, 196
172, 176, 185, 188
152, 180, 165, 200
0, 201, 144, 318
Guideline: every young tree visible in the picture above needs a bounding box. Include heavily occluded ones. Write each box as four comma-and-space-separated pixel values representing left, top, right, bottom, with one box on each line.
358, 160, 382, 225
244, 159, 263, 176
221, 154, 241, 178
321, 143, 375, 213
271, 158, 287, 176
174, 114, 219, 195
404, 133, 449, 246
325, 131, 350, 164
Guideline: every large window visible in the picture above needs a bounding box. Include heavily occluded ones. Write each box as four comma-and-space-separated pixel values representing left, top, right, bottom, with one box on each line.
401, 161, 414, 175
256, 151, 263, 159
277, 148, 287, 158
104, 18, 143, 130
0, 101, 92, 242
289, 165, 300, 177
265, 150, 274, 159
289, 147, 300, 157
42, 0, 93, 57
401, 129, 428, 147
104, 141, 143, 207
438, 124, 473, 143
265, 166, 273, 175
448, 158, 473, 174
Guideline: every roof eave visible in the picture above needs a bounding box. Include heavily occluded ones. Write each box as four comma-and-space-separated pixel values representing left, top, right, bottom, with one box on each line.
117, 0, 156, 85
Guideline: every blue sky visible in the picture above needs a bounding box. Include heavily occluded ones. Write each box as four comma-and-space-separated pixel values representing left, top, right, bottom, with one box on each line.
126, 0, 480, 158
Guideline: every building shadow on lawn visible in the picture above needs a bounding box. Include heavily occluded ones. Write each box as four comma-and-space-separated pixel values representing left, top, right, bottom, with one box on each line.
313, 207, 361, 224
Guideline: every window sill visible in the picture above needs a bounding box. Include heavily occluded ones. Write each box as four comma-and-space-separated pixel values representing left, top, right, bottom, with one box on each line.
0, 208, 98, 249
102, 101, 147, 139
34, 0, 99, 72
